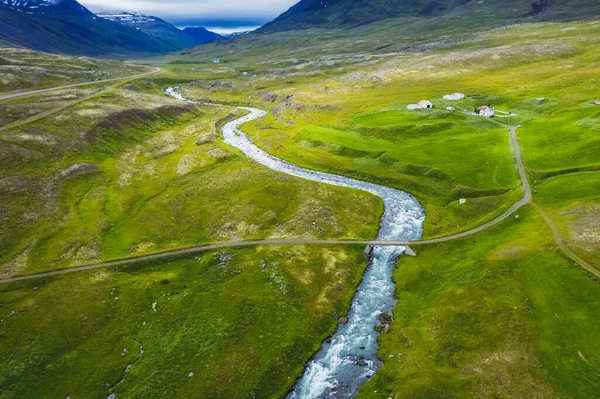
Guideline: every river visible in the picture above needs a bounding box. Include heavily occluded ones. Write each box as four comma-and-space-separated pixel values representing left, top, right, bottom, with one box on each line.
166, 87, 425, 398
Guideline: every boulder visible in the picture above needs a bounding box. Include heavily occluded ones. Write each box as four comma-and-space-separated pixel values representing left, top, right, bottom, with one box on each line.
356, 358, 368, 367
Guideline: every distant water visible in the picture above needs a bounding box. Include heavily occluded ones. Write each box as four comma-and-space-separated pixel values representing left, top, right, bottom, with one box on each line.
166, 88, 425, 398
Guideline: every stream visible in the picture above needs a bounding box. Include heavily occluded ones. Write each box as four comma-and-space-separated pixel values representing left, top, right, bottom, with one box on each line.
166, 87, 425, 398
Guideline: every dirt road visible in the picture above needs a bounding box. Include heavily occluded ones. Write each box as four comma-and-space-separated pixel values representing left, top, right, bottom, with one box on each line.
0, 67, 160, 101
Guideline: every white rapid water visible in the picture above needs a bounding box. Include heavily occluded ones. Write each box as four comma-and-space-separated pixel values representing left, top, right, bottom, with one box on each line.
166, 87, 425, 398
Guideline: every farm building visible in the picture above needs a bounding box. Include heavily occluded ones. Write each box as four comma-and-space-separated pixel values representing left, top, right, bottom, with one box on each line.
443, 93, 465, 101
407, 100, 433, 110
480, 105, 495, 118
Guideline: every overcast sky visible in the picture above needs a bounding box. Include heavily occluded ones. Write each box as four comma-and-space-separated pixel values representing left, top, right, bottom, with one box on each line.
78, 0, 298, 32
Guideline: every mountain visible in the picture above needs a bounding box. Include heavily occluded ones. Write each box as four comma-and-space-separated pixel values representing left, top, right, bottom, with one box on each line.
258, 0, 594, 32
97, 12, 223, 49
259, 0, 465, 31
221, 30, 252, 39
0, 0, 179, 56
0, 0, 92, 16
181, 27, 224, 45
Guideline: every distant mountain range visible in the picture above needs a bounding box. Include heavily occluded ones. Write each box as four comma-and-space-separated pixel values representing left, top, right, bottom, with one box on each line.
3, 0, 598, 57
0, 0, 223, 56
181, 27, 224, 44
259, 0, 593, 32
97, 12, 224, 49
221, 30, 253, 39
259, 0, 473, 31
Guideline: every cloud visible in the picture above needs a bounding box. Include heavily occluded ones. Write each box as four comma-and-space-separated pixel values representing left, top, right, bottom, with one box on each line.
79, 0, 298, 25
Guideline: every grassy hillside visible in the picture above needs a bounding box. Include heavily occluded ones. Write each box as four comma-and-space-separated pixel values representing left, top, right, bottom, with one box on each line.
259, 0, 600, 32
0, 48, 149, 95
361, 204, 600, 399
0, 245, 369, 399
167, 0, 600, 64
0, 72, 380, 277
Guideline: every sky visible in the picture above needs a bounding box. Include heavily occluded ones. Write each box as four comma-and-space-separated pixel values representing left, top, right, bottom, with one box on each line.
78, 0, 298, 33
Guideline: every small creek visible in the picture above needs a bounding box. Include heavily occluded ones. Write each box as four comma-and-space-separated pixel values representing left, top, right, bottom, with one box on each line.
166, 88, 425, 398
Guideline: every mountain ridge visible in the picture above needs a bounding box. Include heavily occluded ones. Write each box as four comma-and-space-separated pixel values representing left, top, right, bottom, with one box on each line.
182, 27, 224, 44
1, 0, 93, 16
0, 0, 224, 56
97, 12, 224, 49
258, 0, 598, 32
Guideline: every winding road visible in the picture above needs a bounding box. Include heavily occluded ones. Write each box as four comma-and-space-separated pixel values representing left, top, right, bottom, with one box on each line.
533, 203, 600, 279
0, 67, 162, 133
0, 67, 161, 101
1, 92, 596, 284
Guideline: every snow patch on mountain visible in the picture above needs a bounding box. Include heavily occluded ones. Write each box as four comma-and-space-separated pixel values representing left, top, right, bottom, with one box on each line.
223, 31, 252, 39
1, 0, 89, 15
1, 0, 54, 12
97, 12, 160, 25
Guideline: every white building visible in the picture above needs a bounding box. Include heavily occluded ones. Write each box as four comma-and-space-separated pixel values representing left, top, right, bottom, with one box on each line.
443, 93, 465, 101
480, 105, 495, 118
407, 100, 433, 110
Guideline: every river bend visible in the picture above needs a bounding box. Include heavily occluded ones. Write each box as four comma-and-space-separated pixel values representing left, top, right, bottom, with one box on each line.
166, 87, 425, 398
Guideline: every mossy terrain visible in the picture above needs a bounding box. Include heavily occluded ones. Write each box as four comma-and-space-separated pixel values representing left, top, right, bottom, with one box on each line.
0, 80, 380, 276
0, 48, 149, 95
0, 85, 109, 127
359, 205, 600, 399
0, 245, 368, 399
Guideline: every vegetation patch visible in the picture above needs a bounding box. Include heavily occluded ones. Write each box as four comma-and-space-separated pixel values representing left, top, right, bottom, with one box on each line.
360, 206, 600, 398
0, 245, 369, 399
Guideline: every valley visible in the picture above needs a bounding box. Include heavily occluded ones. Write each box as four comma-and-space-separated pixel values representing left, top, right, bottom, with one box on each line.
1, 1, 600, 398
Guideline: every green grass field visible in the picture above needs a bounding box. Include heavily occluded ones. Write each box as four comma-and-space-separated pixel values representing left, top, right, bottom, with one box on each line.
360, 205, 600, 398
1, 17, 600, 399
0, 245, 368, 399
0, 48, 149, 95
0, 82, 380, 276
